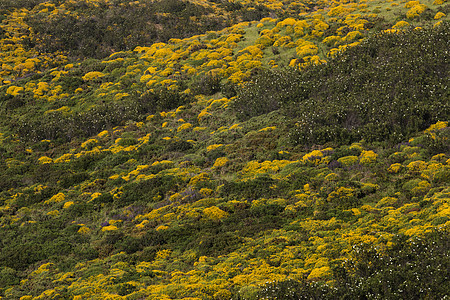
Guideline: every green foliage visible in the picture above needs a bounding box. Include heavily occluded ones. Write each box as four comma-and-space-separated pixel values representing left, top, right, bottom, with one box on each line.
25, 0, 225, 59
0, 0, 448, 298
12, 89, 192, 142
119, 175, 185, 206
219, 175, 282, 200
233, 68, 292, 120
0, 267, 19, 289
258, 230, 450, 299
191, 73, 222, 96
234, 23, 450, 147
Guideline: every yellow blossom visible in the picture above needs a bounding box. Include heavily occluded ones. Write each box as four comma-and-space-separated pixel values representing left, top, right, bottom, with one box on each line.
213, 157, 229, 168
82, 71, 104, 81
101, 225, 118, 231
78, 226, 91, 234
207, 144, 223, 151
360, 150, 377, 165
177, 123, 192, 132
45, 193, 65, 204
47, 210, 59, 216
63, 201, 74, 209
203, 206, 228, 220
38, 156, 53, 164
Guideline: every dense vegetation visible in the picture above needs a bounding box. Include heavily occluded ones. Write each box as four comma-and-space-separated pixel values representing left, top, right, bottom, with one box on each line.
0, 0, 448, 299
25, 0, 229, 58
234, 23, 449, 145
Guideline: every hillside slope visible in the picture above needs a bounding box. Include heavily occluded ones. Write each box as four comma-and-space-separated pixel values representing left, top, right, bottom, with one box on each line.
0, 0, 449, 299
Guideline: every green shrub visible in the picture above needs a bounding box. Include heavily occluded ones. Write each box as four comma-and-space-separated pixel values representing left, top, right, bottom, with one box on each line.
257, 230, 450, 299
233, 23, 450, 147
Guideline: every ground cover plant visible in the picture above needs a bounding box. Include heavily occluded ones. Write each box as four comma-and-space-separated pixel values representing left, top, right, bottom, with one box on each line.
0, 0, 449, 299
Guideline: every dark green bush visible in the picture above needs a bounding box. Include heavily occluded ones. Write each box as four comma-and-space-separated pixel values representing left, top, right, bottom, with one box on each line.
58, 171, 90, 189
257, 229, 450, 300
0, 267, 19, 289
14, 89, 192, 142
219, 174, 281, 200
233, 23, 450, 147
119, 175, 184, 206
25, 0, 226, 59
196, 231, 242, 256
190, 73, 222, 96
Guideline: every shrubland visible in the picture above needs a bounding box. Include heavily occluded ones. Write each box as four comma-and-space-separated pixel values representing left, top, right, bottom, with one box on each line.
0, 0, 448, 299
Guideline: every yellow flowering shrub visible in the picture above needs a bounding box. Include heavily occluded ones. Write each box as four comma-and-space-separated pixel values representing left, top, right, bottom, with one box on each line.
77, 226, 91, 234
405, 0, 420, 8
207, 144, 223, 151
6, 85, 24, 96
156, 225, 169, 231
359, 150, 377, 165
337, 155, 358, 166
302, 150, 323, 165
411, 180, 431, 195
343, 30, 363, 42
406, 3, 428, 18
388, 163, 403, 173
431, 153, 447, 162
155, 249, 171, 260
98, 130, 109, 138
407, 161, 427, 173
200, 188, 214, 197
296, 44, 318, 58
322, 35, 341, 47
45, 192, 65, 204
240, 160, 292, 180
327, 5, 356, 17
189, 173, 210, 186
203, 206, 229, 220
47, 210, 59, 216
38, 156, 53, 164
259, 126, 276, 132
136, 219, 149, 230
425, 121, 448, 132
54, 153, 73, 163
101, 225, 118, 231
63, 201, 74, 209
393, 21, 410, 29
307, 266, 331, 279
327, 187, 355, 205
82, 71, 104, 81
32, 263, 54, 275
325, 173, 339, 181
213, 157, 229, 168
177, 123, 192, 132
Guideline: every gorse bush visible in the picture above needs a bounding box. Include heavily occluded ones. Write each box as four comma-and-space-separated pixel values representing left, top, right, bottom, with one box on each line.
234, 22, 449, 147
22, 0, 279, 60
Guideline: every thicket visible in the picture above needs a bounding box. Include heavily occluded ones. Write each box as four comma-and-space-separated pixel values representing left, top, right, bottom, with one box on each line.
8, 88, 192, 142
0, 0, 44, 13
257, 229, 449, 299
23, 0, 277, 59
233, 22, 449, 146
0, 0, 449, 297
25, 0, 227, 58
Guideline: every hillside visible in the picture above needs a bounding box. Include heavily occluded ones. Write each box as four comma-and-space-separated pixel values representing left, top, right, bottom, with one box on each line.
0, 0, 449, 299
